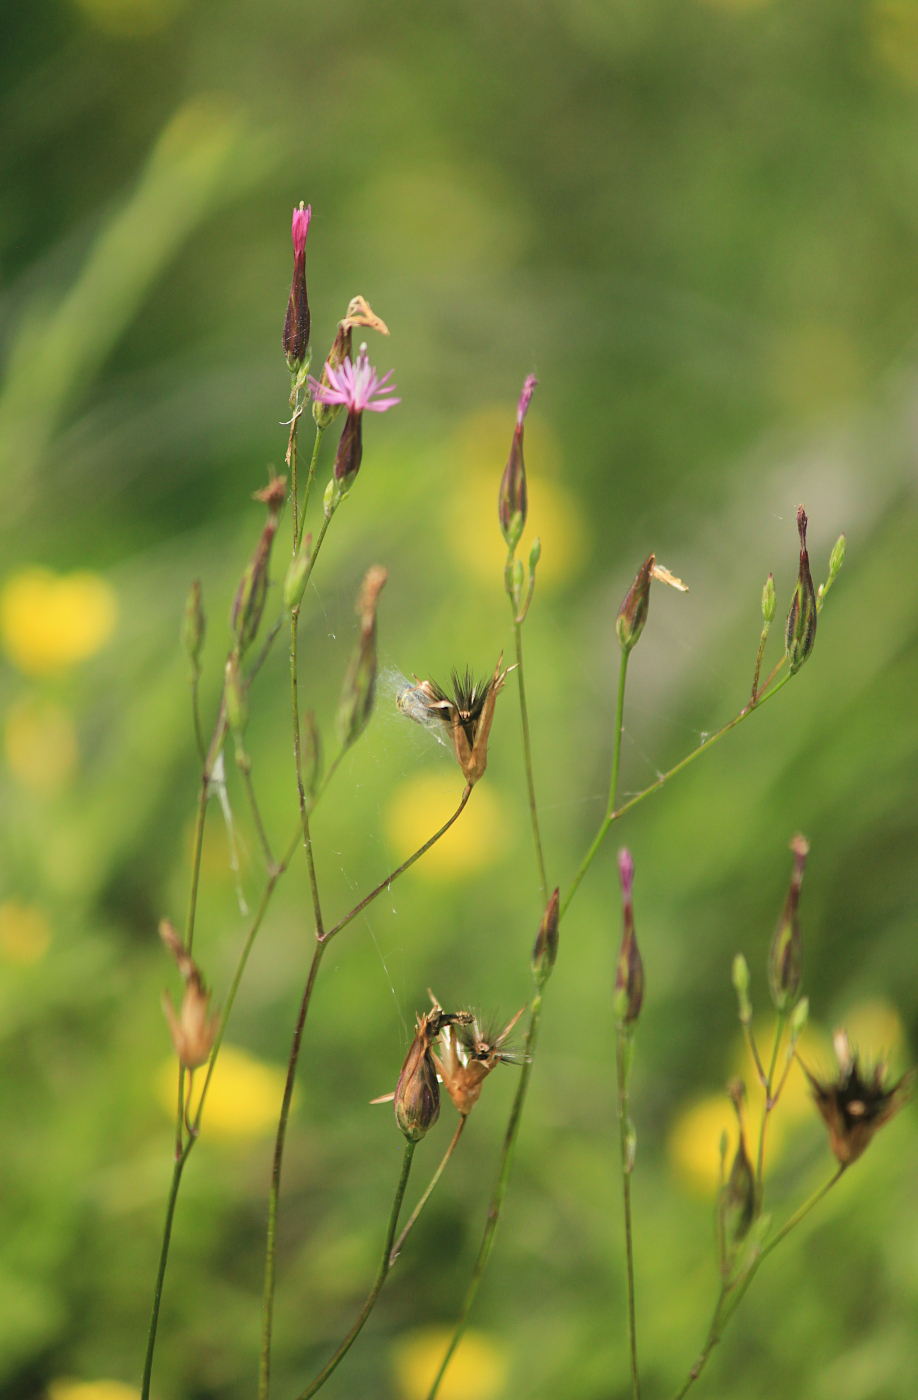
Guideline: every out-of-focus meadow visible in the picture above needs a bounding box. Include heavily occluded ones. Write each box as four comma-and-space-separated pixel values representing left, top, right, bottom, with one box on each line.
2, 1, 917, 1397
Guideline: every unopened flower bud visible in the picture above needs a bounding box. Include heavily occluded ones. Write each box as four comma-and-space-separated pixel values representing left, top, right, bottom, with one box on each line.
721, 1127, 755, 1251
785, 506, 817, 674
181, 579, 206, 679
614, 848, 644, 1027
768, 834, 809, 1011
231, 483, 286, 656
732, 953, 752, 1025
283, 534, 312, 611
283, 202, 311, 372
333, 406, 363, 489
529, 537, 541, 572
828, 534, 845, 581
224, 652, 247, 739
394, 1013, 441, 1141
498, 374, 537, 550
532, 888, 560, 987
788, 995, 809, 1051
336, 567, 386, 751
762, 573, 775, 624
616, 554, 654, 655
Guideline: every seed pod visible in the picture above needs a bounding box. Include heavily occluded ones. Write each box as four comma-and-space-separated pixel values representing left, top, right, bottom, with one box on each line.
768, 834, 808, 1011
800, 1029, 913, 1166
498, 375, 537, 550
785, 506, 817, 674
721, 1127, 756, 1253
532, 888, 560, 987
394, 1011, 442, 1142
231, 482, 286, 657
616, 554, 655, 655
181, 579, 206, 678
614, 848, 644, 1027
336, 567, 387, 751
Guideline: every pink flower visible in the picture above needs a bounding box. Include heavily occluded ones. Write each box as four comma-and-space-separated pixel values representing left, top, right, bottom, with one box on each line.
309, 345, 400, 415
291, 203, 311, 258
517, 372, 538, 425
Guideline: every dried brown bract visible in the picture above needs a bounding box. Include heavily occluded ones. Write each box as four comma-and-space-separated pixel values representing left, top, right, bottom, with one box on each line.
430, 993, 525, 1118
399, 657, 510, 786
380, 1003, 473, 1142
800, 1030, 913, 1167
159, 919, 218, 1071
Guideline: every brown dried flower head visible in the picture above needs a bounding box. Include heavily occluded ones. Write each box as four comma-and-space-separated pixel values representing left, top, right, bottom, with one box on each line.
429, 992, 524, 1118
159, 919, 218, 1070
391, 1004, 472, 1141
397, 657, 510, 786
800, 1029, 913, 1167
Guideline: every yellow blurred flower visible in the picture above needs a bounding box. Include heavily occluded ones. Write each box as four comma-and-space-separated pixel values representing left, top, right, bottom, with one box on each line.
68, 0, 186, 37
5, 696, 78, 794
0, 900, 51, 965
49, 1383, 139, 1400
870, 0, 918, 87
443, 409, 587, 589
384, 771, 509, 880
668, 1095, 738, 1196
392, 1327, 509, 1400
0, 568, 117, 676
156, 1044, 292, 1140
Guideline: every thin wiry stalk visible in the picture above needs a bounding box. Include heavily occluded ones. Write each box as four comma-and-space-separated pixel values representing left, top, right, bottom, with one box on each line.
511, 614, 548, 901
672, 1167, 845, 1399
296, 1142, 417, 1400
616, 1029, 640, 1400
391, 1116, 467, 1264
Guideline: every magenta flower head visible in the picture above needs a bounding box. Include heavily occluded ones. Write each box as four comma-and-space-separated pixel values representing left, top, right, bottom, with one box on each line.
283, 202, 311, 372
309, 344, 399, 492
498, 373, 537, 550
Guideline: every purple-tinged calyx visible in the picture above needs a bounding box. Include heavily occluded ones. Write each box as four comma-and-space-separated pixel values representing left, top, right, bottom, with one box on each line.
785, 505, 817, 674
283, 202, 311, 371
615, 847, 643, 1027
498, 374, 537, 550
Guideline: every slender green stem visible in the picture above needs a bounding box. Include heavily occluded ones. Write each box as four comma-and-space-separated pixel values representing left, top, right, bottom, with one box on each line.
191, 676, 206, 765
297, 427, 324, 549
142, 832, 299, 1400
297, 1142, 417, 1400
185, 777, 208, 955
672, 1166, 845, 1399
240, 762, 276, 873
391, 1116, 467, 1265
425, 992, 543, 1400
260, 940, 327, 1400
561, 671, 792, 920
742, 1023, 767, 1089
321, 785, 472, 943
755, 1014, 786, 1198
511, 614, 548, 902
616, 1029, 640, 1400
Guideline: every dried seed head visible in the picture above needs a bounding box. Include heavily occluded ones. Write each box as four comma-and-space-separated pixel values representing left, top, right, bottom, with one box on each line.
785, 506, 817, 674
394, 1009, 445, 1141
181, 579, 206, 679
532, 887, 560, 987
800, 1031, 913, 1167
614, 848, 644, 1027
498, 374, 537, 550
159, 919, 218, 1070
283, 202, 311, 372
336, 567, 387, 751
430, 995, 524, 1118
768, 834, 809, 1011
230, 484, 286, 656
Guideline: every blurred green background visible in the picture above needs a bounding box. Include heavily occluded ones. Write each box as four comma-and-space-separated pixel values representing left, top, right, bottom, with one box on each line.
1, 1, 917, 1397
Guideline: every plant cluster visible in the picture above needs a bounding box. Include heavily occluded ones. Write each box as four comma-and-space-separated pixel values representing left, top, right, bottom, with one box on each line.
142, 203, 909, 1400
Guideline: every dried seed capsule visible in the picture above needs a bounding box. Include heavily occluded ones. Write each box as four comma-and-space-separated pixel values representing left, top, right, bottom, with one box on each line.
614, 848, 644, 1027
616, 555, 654, 655
768, 834, 808, 1012
498, 374, 537, 550
800, 1029, 913, 1166
394, 1012, 442, 1141
532, 888, 560, 987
